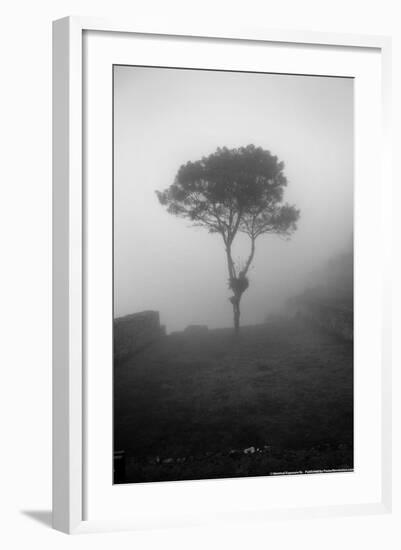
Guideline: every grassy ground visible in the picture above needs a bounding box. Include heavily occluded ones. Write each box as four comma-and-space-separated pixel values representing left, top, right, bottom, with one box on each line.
114, 318, 353, 483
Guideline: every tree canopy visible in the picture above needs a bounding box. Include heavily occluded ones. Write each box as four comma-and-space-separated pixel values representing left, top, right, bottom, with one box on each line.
156, 145, 299, 245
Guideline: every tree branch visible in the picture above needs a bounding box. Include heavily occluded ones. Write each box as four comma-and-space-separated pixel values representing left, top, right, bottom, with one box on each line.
240, 236, 256, 277
229, 208, 243, 245
225, 245, 237, 280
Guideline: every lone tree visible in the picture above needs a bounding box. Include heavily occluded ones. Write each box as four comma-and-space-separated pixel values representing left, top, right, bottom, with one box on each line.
156, 145, 300, 334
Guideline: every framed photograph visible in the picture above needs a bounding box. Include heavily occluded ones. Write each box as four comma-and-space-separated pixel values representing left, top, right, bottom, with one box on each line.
52, 17, 392, 534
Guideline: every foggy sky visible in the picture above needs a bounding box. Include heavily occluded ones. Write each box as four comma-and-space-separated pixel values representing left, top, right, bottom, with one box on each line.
114, 66, 353, 332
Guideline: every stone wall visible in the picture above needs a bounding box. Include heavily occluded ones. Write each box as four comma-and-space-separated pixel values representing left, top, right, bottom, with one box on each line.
114, 311, 164, 361
286, 248, 353, 342
294, 300, 353, 341
184, 325, 209, 335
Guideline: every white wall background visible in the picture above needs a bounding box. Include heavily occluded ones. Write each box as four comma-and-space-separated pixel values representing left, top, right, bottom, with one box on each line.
0, 1, 399, 548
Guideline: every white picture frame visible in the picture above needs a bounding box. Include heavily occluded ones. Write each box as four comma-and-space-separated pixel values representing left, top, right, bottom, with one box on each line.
52, 16, 392, 534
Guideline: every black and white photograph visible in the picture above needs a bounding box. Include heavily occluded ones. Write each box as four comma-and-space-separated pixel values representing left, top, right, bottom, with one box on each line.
1, 0, 397, 544
113, 65, 354, 484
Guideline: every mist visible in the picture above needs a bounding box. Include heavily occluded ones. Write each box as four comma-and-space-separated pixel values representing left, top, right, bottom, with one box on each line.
113, 66, 353, 333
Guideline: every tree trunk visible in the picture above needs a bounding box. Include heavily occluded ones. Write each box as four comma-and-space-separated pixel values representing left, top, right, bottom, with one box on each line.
233, 298, 241, 335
